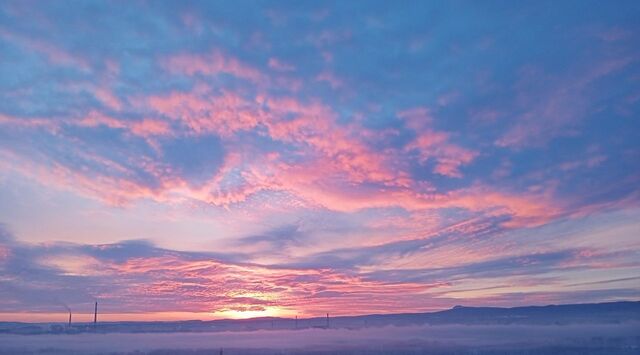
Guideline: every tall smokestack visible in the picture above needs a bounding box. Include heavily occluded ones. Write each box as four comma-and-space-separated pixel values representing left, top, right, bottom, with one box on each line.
94, 301, 98, 328
326, 313, 329, 328
60, 304, 71, 329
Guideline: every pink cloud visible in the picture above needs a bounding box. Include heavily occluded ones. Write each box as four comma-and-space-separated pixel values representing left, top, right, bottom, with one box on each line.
400, 109, 478, 178
0, 245, 9, 262
496, 57, 634, 148
244, 160, 559, 228
156, 52, 405, 192
262, 97, 407, 186
2, 109, 171, 145
77, 111, 170, 139
316, 71, 343, 88
130, 119, 171, 137
163, 51, 265, 83
0, 28, 90, 70
77, 110, 125, 129
94, 87, 123, 111
145, 87, 406, 191
448, 187, 560, 228
268, 58, 295, 72
437, 91, 460, 107
0, 113, 59, 132
146, 90, 261, 136
0, 42, 567, 234
397, 107, 433, 131
558, 154, 607, 172
2, 88, 558, 230
107, 254, 442, 316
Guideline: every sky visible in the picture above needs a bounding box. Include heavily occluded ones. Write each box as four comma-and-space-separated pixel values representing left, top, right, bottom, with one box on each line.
0, 0, 639, 322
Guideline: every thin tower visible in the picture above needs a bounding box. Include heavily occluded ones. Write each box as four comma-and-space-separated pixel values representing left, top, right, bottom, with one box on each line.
93, 301, 98, 328
68, 310, 72, 328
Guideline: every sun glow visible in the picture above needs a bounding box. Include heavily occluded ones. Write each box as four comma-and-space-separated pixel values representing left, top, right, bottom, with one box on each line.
212, 306, 294, 319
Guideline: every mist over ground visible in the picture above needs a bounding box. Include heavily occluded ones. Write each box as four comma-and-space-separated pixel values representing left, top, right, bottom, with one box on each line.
2, 302, 639, 354
1, 322, 638, 355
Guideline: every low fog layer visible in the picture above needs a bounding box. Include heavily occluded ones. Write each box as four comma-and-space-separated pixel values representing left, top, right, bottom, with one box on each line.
1, 322, 639, 355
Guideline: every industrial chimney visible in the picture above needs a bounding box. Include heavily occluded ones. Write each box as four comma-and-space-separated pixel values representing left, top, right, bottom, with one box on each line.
93, 301, 98, 329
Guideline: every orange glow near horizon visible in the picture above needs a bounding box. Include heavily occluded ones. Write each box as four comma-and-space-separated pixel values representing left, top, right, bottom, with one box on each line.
0, 309, 297, 323
0, 304, 363, 323
212, 306, 297, 319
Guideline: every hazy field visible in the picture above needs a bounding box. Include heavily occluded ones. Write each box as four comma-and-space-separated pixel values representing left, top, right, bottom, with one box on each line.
1, 322, 639, 354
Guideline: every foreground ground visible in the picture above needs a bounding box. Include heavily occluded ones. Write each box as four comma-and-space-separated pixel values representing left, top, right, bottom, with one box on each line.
1, 322, 639, 354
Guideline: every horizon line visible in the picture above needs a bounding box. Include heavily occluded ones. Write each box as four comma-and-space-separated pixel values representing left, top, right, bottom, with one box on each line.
2, 299, 638, 324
